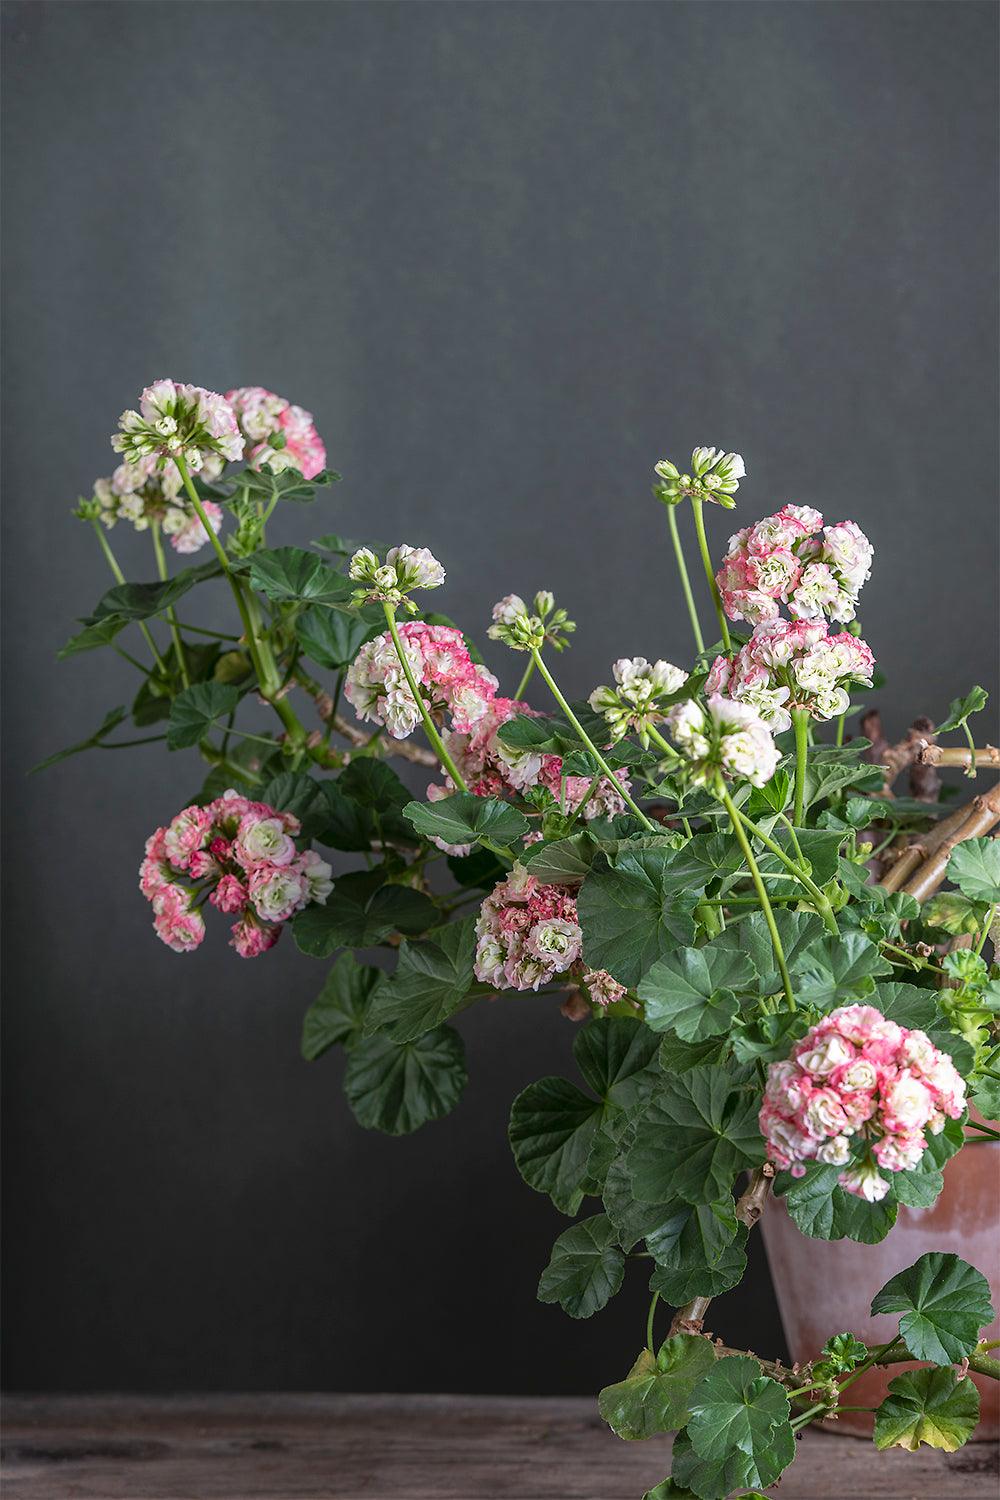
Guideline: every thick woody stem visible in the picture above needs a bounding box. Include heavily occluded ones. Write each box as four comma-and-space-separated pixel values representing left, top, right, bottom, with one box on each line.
919, 743, 1000, 769
863, 712, 939, 791
901, 782, 1000, 904
668, 1167, 773, 1336
878, 795, 991, 893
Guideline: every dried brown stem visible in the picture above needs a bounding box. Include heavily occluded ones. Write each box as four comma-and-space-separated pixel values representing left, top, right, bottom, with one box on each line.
667, 1166, 774, 1336
863, 712, 939, 792
901, 782, 1000, 903
919, 743, 1000, 769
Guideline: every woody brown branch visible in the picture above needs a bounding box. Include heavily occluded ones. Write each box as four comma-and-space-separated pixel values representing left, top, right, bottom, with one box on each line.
667, 1166, 774, 1337
918, 743, 1000, 769
900, 781, 1000, 904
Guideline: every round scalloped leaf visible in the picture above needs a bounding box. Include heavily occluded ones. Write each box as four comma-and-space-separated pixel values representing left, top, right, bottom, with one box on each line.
598, 1334, 717, 1441
536, 1213, 625, 1319
874, 1367, 980, 1452
870, 1252, 995, 1364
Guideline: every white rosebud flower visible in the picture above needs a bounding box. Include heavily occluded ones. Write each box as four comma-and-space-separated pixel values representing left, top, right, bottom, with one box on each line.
386, 544, 446, 591
534, 590, 555, 617
491, 594, 528, 625
300, 851, 334, 905
839, 1160, 891, 1203
526, 918, 582, 969
381, 688, 422, 739
349, 547, 380, 582
799, 1033, 855, 1076
816, 1135, 851, 1165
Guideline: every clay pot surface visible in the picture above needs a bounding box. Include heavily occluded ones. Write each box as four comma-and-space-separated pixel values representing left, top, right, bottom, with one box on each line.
761, 1141, 1000, 1438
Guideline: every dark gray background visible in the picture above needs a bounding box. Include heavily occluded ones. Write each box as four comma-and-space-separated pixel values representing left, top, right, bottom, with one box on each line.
3, 0, 997, 1394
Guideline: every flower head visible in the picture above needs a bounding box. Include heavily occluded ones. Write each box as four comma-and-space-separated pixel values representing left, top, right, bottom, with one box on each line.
225, 387, 327, 481
666, 693, 780, 788
487, 590, 574, 653
717, 508, 873, 625
345, 621, 496, 740
760, 1005, 966, 1197
112, 381, 244, 472
349, 544, 445, 609
589, 656, 688, 743
655, 447, 746, 508
474, 867, 584, 991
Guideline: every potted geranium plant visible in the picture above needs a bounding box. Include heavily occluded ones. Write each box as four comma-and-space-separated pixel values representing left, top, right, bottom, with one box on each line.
44, 380, 999, 1498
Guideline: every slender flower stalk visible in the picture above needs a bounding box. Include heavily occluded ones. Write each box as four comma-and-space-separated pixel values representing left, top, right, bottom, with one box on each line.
646, 1291, 660, 1354
665, 504, 705, 653
90, 518, 169, 676
530, 649, 657, 832
514, 657, 536, 700
735, 805, 839, 933
382, 605, 470, 793
690, 497, 732, 651
719, 785, 795, 1008
792, 708, 810, 825
150, 521, 191, 689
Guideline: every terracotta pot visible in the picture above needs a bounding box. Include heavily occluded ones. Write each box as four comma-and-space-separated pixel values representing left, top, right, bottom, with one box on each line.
761, 1140, 1000, 1438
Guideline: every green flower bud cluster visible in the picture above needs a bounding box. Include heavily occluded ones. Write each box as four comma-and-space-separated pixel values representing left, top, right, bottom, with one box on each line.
654, 446, 746, 509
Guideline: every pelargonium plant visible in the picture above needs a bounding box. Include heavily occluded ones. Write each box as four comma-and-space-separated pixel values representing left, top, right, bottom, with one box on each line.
47, 385, 1000, 1498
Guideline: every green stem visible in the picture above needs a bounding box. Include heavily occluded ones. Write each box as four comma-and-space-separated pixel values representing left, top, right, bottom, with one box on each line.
171, 621, 241, 641
647, 724, 682, 764
835, 712, 846, 747
97, 734, 169, 749
531, 649, 657, 832
514, 657, 536, 701
966, 1122, 1000, 1140
175, 454, 307, 749
90, 518, 169, 675
689, 497, 731, 651
383, 605, 470, 793
975, 904, 997, 957
775, 810, 805, 867
721, 787, 795, 1009
646, 1291, 660, 1354
111, 644, 150, 673
150, 522, 191, 689
792, 709, 809, 827
666, 504, 705, 654
962, 720, 978, 775
734, 807, 839, 933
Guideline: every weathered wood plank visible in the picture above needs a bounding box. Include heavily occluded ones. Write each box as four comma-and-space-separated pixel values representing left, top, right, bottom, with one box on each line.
2, 1395, 997, 1499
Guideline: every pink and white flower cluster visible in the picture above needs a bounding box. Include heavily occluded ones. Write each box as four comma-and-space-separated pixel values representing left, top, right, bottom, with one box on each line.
345, 621, 498, 739
474, 864, 622, 1001
140, 791, 332, 958
760, 1005, 966, 1202
225, 386, 327, 481
426, 696, 631, 852
716, 505, 873, 626
113, 381, 244, 473
589, 657, 689, 743
666, 693, 781, 788
92, 458, 225, 553
708, 619, 875, 724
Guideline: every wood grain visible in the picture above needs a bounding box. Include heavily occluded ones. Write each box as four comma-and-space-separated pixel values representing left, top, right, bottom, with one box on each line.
2, 1395, 997, 1499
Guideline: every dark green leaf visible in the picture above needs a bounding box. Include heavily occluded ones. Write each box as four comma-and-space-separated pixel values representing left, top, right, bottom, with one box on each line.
537, 1213, 625, 1318
675, 1357, 794, 1496
948, 838, 1000, 904
166, 682, 240, 750
521, 832, 597, 885
627, 1066, 764, 1206
717, 910, 826, 999
649, 1226, 748, 1304
778, 1162, 898, 1243
292, 871, 438, 956
57, 613, 127, 657
446, 847, 506, 890
343, 1024, 466, 1134
573, 1017, 661, 1105
294, 603, 382, 668
261, 770, 329, 836
578, 846, 705, 988
509, 1078, 605, 1216
403, 794, 530, 850
638, 948, 755, 1041
364, 918, 477, 1042
599, 1336, 717, 1441
247, 546, 354, 606
88, 560, 222, 622
874, 1367, 980, 1452
870, 1252, 995, 1364
301, 953, 381, 1060
791, 930, 893, 1007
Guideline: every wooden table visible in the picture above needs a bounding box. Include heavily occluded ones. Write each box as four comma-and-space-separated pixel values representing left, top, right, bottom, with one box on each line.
3, 1395, 997, 1499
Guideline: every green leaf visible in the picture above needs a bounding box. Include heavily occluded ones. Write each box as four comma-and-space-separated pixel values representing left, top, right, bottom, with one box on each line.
867, 980, 939, 1030
537, 1213, 625, 1319
445, 847, 507, 890
674, 1356, 794, 1495
937, 685, 989, 736
403, 794, 530, 850
57, 613, 128, 657
234, 465, 341, 504
755, 827, 845, 894
638, 948, 756, 1041
802, 748, 884, 809
948, 838, 1000, 904
577, 846, 705, 988
874, 1368, 980, 1452
301, 953, 381, 1060
572, 1017, 661, 1106
599, 1336, 717, 1441
312, 763, 417, 854
364, 918, 477, 1042
717, 910, 826, 999
791, 930, 893, 1007
521, 832, 597, 884
166, 682, 240, 750
924, 891, 990, 936
870, 1252, 995, 1364
971, 1076, 1000, 1120
30, 705, 127, 773
649, 1226, 748, 1304
343, 1024, 467, 1135
294, 603, 382, 669
292, 871, 438, 956
509, 1078, 605, 1216
778, 1162, 898, 1243
88, 559, 222, 622
246, 546, 354, 606
627, 1066, 764, 1206
602, 1155, 672, 1251
260, 770, 329, 836
745, 769, 791, 817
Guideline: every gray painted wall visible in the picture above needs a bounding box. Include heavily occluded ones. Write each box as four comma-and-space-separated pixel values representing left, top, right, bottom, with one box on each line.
3, 0, 997, 1392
